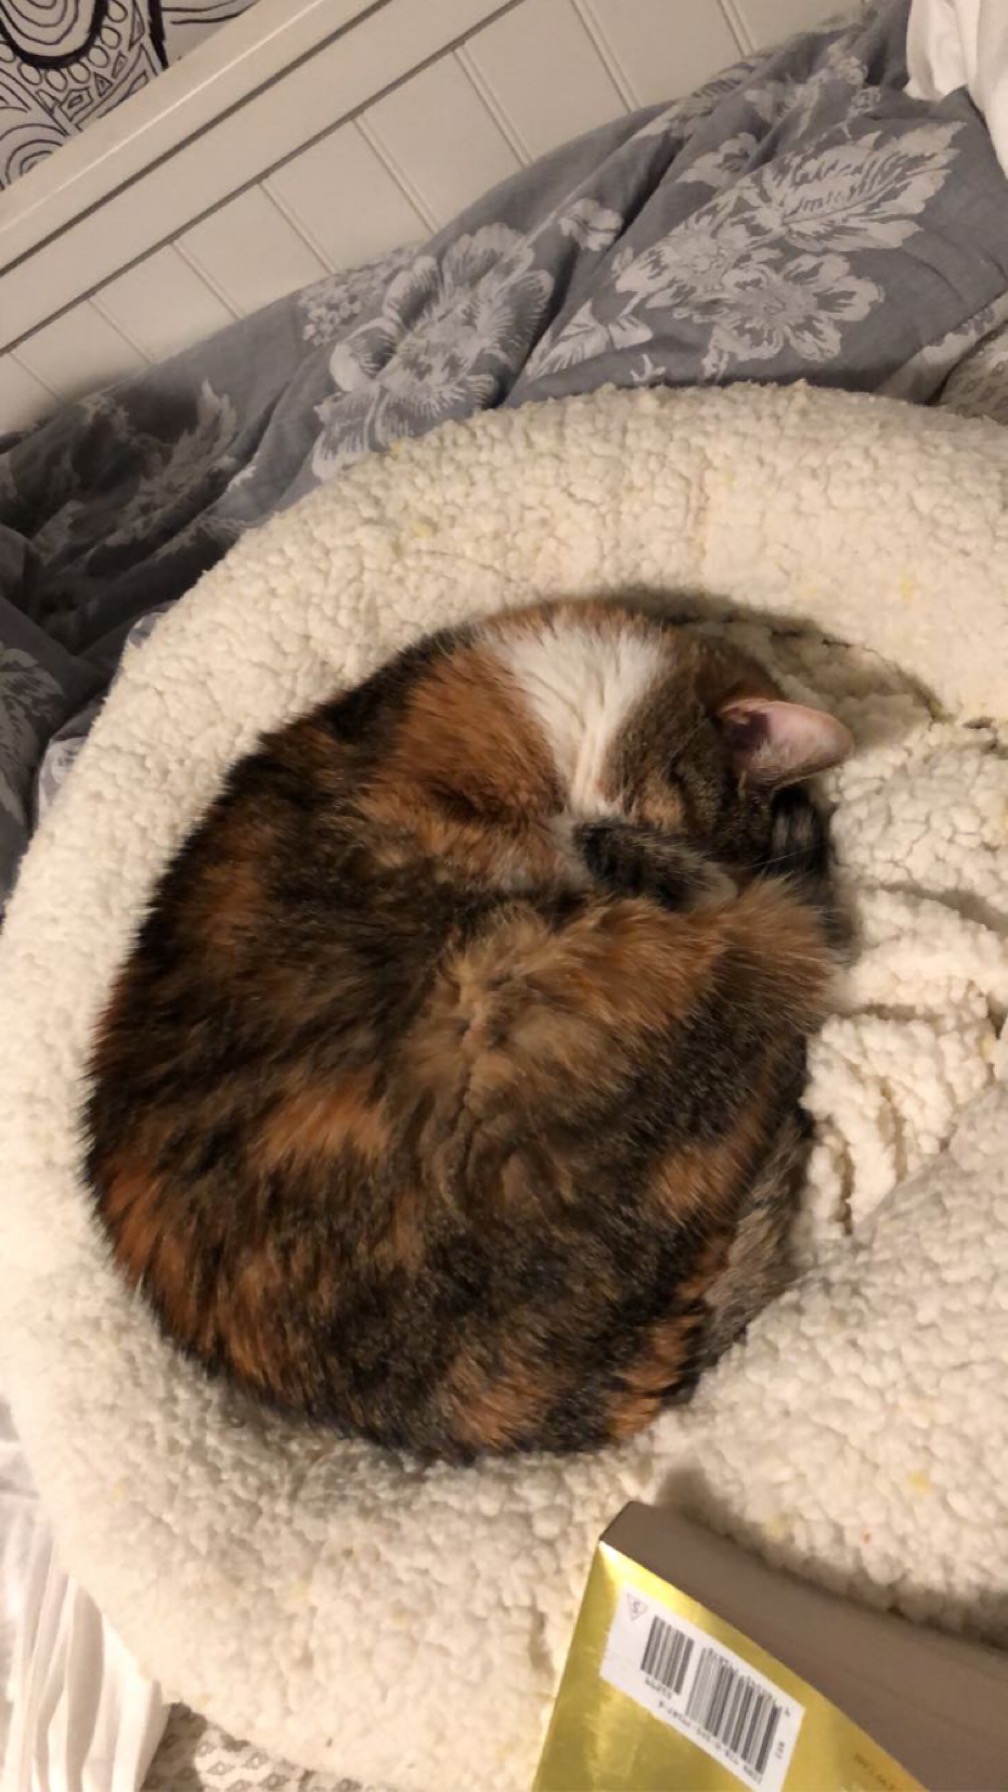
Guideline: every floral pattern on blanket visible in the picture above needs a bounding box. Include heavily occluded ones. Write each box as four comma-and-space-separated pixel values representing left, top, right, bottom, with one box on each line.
4, 0, 1008, 914
0, 651, 63, 822
527, 121, 960, 381
316, 226, 554, 470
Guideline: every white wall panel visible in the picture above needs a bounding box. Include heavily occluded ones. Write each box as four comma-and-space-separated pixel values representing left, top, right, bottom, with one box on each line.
0, 355, 55, 434
266, 123, 427, 270
464, 0, 625, 160
0, 0, 383, 272
577, 0, 742, 107
364, 56, 521, 227
96, 247, 236, 363
16, 303, 146, 402
179, 188, 329, 315
733, 0, 846, 48
0, 0, 521, 352
1, 0, 852, 402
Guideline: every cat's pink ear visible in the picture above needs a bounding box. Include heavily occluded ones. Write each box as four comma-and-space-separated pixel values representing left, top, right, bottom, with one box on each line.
718, 698, 853, 788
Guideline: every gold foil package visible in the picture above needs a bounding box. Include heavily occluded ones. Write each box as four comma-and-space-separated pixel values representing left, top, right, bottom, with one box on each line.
535, 1505, 1008, 1792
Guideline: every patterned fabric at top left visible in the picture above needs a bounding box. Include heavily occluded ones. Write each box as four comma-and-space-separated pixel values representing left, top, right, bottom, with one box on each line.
0, 0, 262, 189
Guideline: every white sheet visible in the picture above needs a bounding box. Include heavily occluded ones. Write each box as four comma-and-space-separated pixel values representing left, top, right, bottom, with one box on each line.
1, 1402, 36, 1776
0, 1400, 166, 1792
907, 0, 1008, 175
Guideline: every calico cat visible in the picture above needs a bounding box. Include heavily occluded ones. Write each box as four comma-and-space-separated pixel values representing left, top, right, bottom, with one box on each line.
85, 599, 852, 1458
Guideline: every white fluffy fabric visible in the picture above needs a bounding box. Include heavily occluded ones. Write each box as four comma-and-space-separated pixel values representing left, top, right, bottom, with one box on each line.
0, 384, 1006, 1792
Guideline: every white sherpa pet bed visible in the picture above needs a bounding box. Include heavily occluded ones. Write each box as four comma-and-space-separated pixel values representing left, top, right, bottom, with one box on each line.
1, 384, 1007, 1792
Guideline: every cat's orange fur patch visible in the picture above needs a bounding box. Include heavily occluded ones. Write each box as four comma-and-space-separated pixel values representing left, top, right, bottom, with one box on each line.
440, 899, 724, 1042
607, 1233, 730, 1439
259, 1071, 389, 1168
607, 1319, 700, 1440
443, 1347, 559, 1453
219, 1291, 275, 1393
725, 878, 835, 1023
195, 853, 267, 951
382, 642, 561, 819
102, 1161, 165, 1286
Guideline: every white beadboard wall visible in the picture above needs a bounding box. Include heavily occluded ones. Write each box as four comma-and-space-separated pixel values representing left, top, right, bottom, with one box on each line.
0, 0, 858, 434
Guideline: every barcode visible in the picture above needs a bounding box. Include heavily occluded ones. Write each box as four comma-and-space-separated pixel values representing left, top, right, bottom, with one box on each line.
686, 1645, 783, 1780
640, 1615, 694, 1694
602, 1590, 803, 1792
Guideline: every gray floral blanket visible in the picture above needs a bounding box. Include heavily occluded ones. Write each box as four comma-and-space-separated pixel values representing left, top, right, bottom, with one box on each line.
3, 0, 1008, 910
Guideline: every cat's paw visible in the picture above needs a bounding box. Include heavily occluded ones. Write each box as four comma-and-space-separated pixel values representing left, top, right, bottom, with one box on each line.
576, 821, 736, 912
764, 786, 849, 953
766, 785, 829, 882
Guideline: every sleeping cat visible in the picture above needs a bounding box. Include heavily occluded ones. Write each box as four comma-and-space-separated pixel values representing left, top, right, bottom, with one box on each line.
84, 599, 852, 1458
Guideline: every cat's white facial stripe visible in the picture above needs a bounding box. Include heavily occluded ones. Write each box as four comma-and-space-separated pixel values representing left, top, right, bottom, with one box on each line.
495, 622, 664, 819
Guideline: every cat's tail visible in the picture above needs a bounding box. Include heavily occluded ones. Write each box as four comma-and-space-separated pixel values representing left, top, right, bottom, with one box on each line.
719, 872, 839, 1037
697, 1103, 812, 1366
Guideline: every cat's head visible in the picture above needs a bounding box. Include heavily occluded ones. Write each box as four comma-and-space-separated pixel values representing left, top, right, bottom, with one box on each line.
477, 600, 852, 876
377, 600, 852, 885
